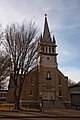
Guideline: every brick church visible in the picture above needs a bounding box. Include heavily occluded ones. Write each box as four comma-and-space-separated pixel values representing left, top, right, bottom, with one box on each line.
7, 15, 70, 107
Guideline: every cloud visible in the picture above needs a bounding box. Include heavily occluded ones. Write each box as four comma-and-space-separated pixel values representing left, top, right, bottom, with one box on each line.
0, 1, 26, 28
60, 67, 80, 83
0, 0, 80, 30
47, 0, 80, 31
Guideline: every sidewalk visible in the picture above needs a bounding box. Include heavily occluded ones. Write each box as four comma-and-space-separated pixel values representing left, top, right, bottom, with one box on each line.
0, 107, 80, 118
42, 107, 80, 117
0, 110, 56, 118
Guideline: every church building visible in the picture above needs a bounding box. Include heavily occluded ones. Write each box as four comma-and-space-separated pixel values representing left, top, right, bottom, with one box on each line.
7, 15, 70, 107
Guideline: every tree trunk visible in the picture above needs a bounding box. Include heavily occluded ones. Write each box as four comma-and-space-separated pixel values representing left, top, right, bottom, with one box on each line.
13, 86, 20, 110
14, 97, 20, 110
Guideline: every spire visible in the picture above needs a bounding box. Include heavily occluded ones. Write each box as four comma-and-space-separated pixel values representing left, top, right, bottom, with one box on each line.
39, 33, 43, 42
53, 35, 56, 44
43, 14, 52, 42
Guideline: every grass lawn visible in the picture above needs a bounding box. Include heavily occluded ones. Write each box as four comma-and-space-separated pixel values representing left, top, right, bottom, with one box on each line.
0, 102, 14, 110
0, 102, 40, 111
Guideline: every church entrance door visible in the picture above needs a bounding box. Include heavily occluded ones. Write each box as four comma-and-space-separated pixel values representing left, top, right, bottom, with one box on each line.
42, 92, 55, 101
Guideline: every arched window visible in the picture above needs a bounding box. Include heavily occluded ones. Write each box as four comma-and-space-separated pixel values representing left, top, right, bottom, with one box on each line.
46, 47, 47, 52
59, 79, 62, 85
59, 90, 62, 96
29, 78, 34, 85
41, 46, 44, 52
29, 90, 33, 96
49, 47, 51, 53
58, 75, 62, 85
52, 47, 54, 53
46, 71, 52, 80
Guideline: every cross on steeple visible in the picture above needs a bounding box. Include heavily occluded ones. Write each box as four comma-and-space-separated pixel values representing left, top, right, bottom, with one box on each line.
44, 14, 47, 17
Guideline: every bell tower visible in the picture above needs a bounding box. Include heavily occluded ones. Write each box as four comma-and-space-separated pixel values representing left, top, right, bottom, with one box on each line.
37, 15, 58, 68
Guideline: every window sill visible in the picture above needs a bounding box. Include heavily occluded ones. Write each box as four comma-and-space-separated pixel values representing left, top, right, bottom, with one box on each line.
46, 78, 52, 80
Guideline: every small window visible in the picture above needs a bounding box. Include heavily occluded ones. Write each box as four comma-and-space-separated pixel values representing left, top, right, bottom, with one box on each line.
52, 47, 54, 53
46, 47, 47, 52
49, 47, 51, 53
42, 46, 44, 52
46, 71, 52, 80
59, 91, 62, 96
59, 79, 62, 85
29, 90, 33, 96
29, 78, 34, 85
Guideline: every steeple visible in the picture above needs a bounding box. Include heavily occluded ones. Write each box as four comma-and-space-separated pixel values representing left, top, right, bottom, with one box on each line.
43, 14, 52, 42
37, 15, 58, 68
53, 35, 56, 44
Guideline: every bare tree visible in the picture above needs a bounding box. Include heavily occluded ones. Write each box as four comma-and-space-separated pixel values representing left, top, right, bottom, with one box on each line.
0, 25, 10, 90
0, 24, 3, 41
5, 22, 38, 109
68, 79, 76, 86
0, 52, 10, 89
77, 81, 80, 85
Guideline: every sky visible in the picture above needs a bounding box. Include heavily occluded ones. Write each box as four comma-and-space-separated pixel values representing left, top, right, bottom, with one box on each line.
0, 0, 80, 83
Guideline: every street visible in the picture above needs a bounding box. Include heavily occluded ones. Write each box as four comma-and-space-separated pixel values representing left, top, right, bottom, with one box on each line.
0, 118, 80, 120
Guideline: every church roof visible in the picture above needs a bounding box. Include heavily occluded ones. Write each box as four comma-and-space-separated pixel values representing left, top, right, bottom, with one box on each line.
68, 84, 80, 88
43, 14, 52, 42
